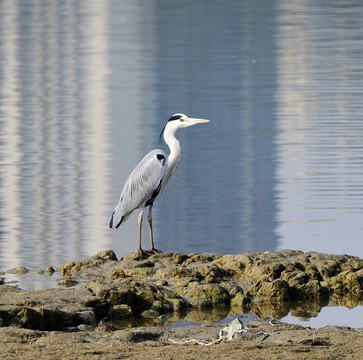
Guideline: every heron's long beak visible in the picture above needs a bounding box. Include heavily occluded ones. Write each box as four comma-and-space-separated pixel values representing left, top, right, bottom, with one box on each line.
187, 118, 210, 124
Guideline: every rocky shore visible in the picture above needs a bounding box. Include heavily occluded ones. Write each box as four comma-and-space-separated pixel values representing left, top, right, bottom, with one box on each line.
0, 249, 362, 359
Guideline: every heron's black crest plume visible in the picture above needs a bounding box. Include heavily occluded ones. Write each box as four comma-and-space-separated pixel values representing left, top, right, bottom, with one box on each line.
159, 114, 182, 144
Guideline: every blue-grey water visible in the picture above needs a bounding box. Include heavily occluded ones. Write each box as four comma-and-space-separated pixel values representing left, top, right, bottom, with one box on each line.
0, 1, 362, 327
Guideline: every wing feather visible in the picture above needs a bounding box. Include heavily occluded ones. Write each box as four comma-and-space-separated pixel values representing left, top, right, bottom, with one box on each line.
109, 150, 167, 228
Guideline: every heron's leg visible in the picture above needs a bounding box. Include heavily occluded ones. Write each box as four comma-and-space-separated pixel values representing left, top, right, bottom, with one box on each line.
147, 204, 154, 250
137, 208, 146, 259
146, 204, 162, 254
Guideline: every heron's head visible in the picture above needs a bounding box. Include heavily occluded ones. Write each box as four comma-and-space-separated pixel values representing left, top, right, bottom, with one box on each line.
159, 113, 210, 143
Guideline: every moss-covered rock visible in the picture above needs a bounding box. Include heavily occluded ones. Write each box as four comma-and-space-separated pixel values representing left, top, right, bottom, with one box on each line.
230, 292, 252, 307
86, 279, 188, 315
110, 269, 126, 280
1, 249, 362, 331
329, 270, 361, 296
0, 286, 108, 330
249, 278, 290, 304
179, 284, 231, 308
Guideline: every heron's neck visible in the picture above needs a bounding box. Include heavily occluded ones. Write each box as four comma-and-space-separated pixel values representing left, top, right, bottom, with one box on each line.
164, 125, 181, 175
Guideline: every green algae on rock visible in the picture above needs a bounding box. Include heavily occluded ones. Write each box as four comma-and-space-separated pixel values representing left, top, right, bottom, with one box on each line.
0, 249, 362, 331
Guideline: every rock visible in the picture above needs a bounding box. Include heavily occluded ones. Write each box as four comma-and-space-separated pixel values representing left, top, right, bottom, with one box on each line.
292, 280, 329, 301
6, 266, 29, 275
124, 267, 155, 278
57, 251, 117, 276
1, 249, 362, 332
195, 264, 224, 283
57, 262, 81, 276
355, 267, 363, 277
0, 285, 109, 331
57, 278, 79, 288
329, 270, 361, 296
94, 318, 117, 332
249, 278, 290, 304
46, 267, 55, 275
171, 253, 189, 264
141, 309, 159, 318
150, 300, 163, 312
187, 297, 214, 311
218, 256, 246, 276
156, 279, 168, 286
86, 279, 188, 315
122, 252, 144, 261
97, 250, 118, 261
230, 292, 252, 307
77, 324, 92, 331
112, 304, 133, 318
36, 267, 54, 275
180, 284, 231, 307
115, 328, 162, 342
109, 269, 126, 280
167, 298, 188, 312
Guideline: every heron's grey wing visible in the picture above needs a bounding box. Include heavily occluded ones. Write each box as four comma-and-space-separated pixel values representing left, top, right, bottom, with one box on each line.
109, 150, 167, 228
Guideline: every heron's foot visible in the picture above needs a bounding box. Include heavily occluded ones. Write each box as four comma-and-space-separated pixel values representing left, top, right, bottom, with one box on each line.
145, 248, 163, 255
136, 248, 151, 260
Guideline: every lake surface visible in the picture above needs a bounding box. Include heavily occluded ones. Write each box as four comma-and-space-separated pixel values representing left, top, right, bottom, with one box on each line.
0, 1, 362, 327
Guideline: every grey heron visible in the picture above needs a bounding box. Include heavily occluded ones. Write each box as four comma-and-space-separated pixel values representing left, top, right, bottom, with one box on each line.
109, 113, 210, 258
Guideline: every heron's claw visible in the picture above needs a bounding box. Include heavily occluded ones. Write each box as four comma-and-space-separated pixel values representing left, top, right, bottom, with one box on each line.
145, 248, 163, 255
136, 248, 162, 260
136, 248, 151, 260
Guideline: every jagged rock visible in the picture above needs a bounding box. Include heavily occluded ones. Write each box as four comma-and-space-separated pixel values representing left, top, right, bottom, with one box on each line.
46, 267, 55, 275
109, 269, 126, 280
85, 279, 188, 315
249, 278, 290, 304
0, 285, 109, 330
0, 249, 362, 331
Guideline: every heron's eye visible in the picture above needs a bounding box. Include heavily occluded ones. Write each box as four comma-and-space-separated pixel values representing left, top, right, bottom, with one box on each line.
179, 118, 184, 122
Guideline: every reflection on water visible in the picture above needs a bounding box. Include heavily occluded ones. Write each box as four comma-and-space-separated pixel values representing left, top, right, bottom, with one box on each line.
0, 0, 362, 326
275, 1, 363, 255
142, 1, 279, 255
0, 1, 111, 287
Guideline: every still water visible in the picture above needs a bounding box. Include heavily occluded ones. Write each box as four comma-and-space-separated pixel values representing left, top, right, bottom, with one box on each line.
0, 1, 362, 326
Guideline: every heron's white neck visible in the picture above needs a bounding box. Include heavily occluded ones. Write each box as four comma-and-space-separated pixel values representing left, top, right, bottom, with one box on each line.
164, 124, 182, 176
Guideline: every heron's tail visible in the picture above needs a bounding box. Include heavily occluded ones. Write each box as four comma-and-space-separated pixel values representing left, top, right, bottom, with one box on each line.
109, 204, 124, 229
